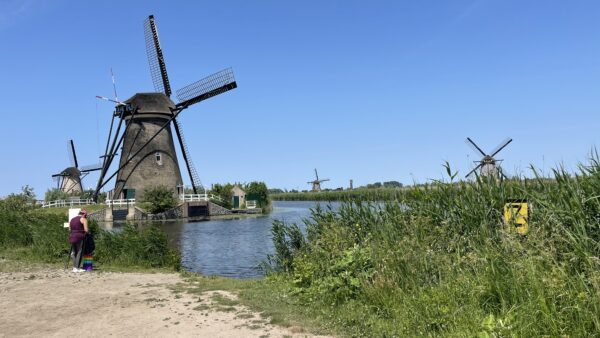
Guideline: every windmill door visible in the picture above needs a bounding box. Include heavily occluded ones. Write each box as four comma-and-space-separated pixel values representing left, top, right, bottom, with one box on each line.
233, 196, 240, 208
123, 188, 136, 200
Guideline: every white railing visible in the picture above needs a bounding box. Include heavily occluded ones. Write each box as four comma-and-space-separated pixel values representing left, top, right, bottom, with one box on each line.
210, 194, 224, 202
180, 194, 209, 201
246, 200, 257, 209
105, 199, 136, 206
179, 194, 222, 202
42, 199, 95, 208
179, 194, 224, 202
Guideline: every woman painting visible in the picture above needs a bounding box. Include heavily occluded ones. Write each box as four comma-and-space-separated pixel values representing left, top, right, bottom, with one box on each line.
69, 209, 89, 273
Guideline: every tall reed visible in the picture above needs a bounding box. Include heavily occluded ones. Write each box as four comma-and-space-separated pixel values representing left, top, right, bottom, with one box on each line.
268, 160, 600, 336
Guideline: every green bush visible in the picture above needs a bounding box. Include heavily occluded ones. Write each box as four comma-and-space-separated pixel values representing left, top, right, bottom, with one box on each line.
0, 192, 180, 271
139, 185, 178, 214
95, 223, 180, 270
44, 188, 71, 202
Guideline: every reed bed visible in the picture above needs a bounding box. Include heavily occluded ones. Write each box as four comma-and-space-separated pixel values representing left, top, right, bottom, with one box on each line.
267, 161, 600, 337
271, 187, 407, 201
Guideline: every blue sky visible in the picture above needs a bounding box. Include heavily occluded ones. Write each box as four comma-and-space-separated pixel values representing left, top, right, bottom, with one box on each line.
0, 0, 599, 197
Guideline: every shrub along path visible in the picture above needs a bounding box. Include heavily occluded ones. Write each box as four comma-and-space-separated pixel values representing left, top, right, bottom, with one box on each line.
0, 263, 330, 338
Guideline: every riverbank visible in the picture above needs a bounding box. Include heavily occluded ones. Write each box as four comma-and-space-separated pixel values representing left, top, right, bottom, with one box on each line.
267, 163, 600, 336
0, 260, 331, 338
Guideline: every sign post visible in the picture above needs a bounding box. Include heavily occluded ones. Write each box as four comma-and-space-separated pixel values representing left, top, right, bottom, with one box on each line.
503, 200, 529, 235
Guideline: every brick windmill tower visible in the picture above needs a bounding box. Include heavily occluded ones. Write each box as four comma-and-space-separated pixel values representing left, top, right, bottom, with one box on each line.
93, 15, 237, 201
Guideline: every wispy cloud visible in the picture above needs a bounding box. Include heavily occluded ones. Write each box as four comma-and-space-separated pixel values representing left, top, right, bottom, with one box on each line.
0, 0, 34, 28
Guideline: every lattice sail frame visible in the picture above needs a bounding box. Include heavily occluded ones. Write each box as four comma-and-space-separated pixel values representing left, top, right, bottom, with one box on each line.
144, 15, 172, 96
176, 68, 236, 107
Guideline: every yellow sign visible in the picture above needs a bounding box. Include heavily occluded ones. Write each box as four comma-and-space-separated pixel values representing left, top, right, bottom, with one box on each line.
503, 200, 529, 235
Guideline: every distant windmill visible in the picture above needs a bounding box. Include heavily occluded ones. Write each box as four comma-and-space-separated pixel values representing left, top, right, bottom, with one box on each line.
465, 137, 513, 178
52, 140, 102, 194
308, 169, 330, 192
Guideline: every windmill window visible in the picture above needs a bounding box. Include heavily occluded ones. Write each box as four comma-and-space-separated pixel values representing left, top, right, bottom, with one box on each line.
155, 152, 163, 166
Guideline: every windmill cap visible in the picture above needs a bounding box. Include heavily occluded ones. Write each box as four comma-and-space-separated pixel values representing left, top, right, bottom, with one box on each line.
123, 93, 175, 116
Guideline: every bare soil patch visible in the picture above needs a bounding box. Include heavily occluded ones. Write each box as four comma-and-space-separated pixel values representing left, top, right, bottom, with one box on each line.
0, 266, 329, 338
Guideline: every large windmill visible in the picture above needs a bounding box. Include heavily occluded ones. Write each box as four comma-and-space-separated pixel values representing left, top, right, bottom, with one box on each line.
93, 15, 237, 201
308, 169, 330, 192
52, 140, 102, 194
465, 137, 513, 178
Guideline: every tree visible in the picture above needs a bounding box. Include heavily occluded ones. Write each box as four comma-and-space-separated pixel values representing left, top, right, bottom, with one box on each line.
1, 185, 37, 211
20, 185, 36, 203
45, 188, 70, 202
245, 181, 270, 209
139, 186, 177, 214
210, 183, 234, 209
383, 181, 403, 188
366, 182, 382, 189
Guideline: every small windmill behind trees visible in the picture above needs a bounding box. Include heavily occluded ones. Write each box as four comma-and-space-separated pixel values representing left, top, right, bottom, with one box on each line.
308, 169, 330, 192
92, 15, 237, 201
52, 140, 102, 194
465, 137, 513, 179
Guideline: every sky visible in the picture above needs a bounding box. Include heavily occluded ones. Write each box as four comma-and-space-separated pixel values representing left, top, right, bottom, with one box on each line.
0, 0, 599, 197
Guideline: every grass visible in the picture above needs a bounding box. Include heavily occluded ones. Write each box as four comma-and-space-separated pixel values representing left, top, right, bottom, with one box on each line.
38, 204, 107, 216
173, 273, 334, 335
0, 250, 64, 272
210, 293, 240, 307
263, 160, 600, 337
3, 157, 600, 336
0, 197, 180, 271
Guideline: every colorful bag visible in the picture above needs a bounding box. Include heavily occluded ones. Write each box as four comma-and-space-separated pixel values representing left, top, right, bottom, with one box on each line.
82, 255, 93, 271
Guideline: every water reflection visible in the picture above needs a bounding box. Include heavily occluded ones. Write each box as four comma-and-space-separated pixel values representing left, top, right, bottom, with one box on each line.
101, 201, 339, 279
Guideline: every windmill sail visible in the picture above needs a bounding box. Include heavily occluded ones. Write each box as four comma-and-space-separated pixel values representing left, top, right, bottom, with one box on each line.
490, 138, 513, 157
80, 163, 103, 172
466, 137, 486, 157
68, 140, 78, 168
175, 68, 237, 109
144, 15, 172, 96
172, 118, 204, 193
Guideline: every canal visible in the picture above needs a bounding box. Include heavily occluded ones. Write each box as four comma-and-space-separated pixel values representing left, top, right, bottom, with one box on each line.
158, 201, 338, 278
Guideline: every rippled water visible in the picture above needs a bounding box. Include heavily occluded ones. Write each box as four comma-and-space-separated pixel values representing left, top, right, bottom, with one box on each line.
159, 201, 339, 278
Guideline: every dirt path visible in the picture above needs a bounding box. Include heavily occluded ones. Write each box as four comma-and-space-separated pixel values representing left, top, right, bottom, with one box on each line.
0, 267, 327, 338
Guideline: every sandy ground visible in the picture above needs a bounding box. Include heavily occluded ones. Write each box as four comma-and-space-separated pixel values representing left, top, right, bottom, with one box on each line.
0, 266, 328, 338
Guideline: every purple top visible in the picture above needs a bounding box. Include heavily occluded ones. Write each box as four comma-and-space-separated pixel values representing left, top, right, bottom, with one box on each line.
69, 216, 85, 244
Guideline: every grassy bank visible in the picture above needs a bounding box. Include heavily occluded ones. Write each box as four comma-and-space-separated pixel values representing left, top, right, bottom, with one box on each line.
165, 273, 332, 335
39, 204, 107, 216
0, 197, 180, 271
263, 162, 600, 336
3, 161, 599, 336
